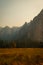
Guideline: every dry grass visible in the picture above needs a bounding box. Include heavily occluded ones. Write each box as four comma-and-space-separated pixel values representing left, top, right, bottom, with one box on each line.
0, 48, 43, 65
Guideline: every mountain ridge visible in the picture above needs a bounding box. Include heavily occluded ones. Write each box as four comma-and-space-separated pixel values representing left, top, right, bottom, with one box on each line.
0, 9, 43, 47
0, 9, 43, 42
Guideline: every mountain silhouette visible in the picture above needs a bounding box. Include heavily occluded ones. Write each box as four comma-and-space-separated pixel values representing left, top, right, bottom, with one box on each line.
0, 26, 20, 40
0, 9, 43, 47
15, 9, 43, 47
15, 9, 43, 42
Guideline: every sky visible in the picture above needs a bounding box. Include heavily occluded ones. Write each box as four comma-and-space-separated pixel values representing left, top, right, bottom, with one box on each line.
0, 0, 43, 27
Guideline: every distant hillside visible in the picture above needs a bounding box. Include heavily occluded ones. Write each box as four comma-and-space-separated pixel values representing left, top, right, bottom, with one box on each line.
0, 9, 43, 48
15, 9, 43, 42
0, 26, 20, 41
14, 9, 43, 47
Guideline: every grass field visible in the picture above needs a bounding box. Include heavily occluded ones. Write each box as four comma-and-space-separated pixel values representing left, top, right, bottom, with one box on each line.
0, 48, 43, 65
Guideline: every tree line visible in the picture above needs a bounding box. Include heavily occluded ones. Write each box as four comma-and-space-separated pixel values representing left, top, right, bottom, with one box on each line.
0, 39, 43, 48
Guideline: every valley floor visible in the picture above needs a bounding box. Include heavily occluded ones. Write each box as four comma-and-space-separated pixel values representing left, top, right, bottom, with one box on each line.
0, 48, 43, 65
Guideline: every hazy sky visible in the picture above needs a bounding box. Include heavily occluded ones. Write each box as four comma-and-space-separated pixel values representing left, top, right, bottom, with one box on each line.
0, 0, 43, 27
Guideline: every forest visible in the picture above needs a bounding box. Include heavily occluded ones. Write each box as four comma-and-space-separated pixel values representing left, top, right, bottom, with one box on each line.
0, 40, 43, 48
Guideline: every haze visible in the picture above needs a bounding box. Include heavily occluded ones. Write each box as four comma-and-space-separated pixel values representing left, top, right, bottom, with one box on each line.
0, 0, 43, 27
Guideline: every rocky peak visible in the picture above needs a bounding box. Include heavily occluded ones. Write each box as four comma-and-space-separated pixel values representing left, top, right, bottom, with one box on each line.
40, 9, 43, 15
